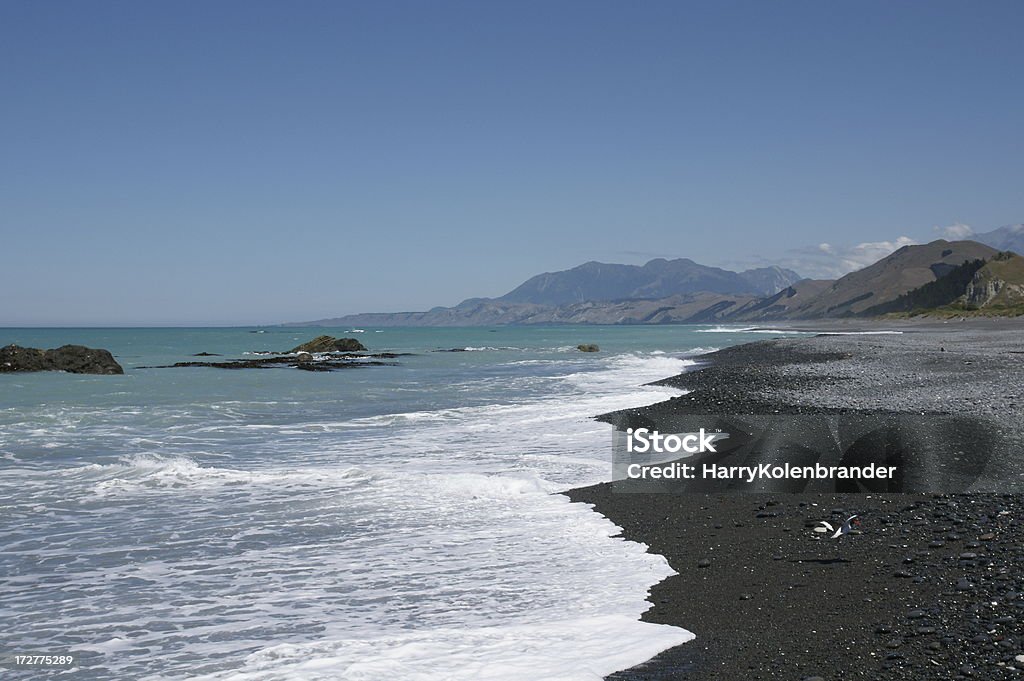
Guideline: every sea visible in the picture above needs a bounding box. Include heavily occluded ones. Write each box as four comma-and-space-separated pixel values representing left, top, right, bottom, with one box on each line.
0, 325, 802, 680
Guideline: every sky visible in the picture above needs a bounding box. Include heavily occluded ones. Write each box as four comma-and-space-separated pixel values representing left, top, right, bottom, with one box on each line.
2, 1, 1022, 325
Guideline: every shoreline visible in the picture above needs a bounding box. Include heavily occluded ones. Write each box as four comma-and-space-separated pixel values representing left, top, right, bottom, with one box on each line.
566, 322, 1024, 679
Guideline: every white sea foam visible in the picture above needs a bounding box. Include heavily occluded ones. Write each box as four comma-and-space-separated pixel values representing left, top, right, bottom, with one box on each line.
696, 325, 810, 334
815, 330, 904, 335
0, 348, 694, 680
696, 325, 903, 336
681, 346, 719, 356
191, 616, 691, 681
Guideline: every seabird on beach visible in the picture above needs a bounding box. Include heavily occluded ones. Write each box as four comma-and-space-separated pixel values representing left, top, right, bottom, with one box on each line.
815, 515, 860, 539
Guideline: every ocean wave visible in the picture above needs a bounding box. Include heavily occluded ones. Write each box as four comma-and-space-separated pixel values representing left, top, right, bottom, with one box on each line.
1, 347, 694, 680
54, 454, 375, 497
696, 325, 810, 334
190, 615, 692, 681
815, 330, 904, 335
681, 346, 719, 356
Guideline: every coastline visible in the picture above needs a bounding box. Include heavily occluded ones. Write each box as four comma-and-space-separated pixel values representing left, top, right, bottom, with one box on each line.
567, 321, 1024, 679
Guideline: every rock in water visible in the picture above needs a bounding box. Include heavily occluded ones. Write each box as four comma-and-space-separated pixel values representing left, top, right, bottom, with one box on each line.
577, 344, 600, 352
289, 335, 367, 353
0, 344, 124, 374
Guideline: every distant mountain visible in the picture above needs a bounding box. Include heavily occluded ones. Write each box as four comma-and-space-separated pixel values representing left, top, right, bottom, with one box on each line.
291, 238, 1022, 327
301, 293, 760, 327
971, 224, 1024, 254
736, 266, 804, 296
497, 258, 764, 305
782, 239, 997, 318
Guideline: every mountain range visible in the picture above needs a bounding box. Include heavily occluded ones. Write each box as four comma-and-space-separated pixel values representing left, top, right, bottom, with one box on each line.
295, 227, 1024, 326
968, 224, 1024, 253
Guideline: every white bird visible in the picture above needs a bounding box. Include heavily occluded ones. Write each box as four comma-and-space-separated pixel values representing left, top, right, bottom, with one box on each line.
815, 515, 860, 539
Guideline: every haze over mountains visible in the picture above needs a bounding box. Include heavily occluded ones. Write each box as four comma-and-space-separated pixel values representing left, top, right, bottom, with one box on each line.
297, 227, 1024, 326
969, 224, 1024, 253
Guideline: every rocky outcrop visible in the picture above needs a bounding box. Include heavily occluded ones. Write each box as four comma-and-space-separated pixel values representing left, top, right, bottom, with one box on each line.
143, 351, 408, 372
962, 252, 1024, 309
289, 335, 367, 353
577, 344, 600, 352
0, 344, 124, 374
963, 277, 1008, 307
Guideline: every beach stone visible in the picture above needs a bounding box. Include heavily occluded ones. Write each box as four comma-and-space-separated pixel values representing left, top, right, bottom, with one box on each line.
907, 609, 927, 619
697, 559, 711, 568
576, 344, 600, 352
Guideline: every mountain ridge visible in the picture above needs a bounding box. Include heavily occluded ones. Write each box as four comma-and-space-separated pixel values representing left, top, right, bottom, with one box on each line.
292, 238, 1021, 326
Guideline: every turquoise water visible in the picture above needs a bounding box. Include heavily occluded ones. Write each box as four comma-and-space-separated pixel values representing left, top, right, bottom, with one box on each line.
0, 325, 793, 680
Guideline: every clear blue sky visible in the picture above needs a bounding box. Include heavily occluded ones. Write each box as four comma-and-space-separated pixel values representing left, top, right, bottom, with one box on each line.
2, 1, 1022, 325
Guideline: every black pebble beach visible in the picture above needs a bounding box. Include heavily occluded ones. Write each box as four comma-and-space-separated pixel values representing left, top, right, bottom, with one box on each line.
567, 323, 1024, 679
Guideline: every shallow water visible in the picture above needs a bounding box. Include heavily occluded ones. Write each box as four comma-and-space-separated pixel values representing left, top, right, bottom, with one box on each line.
0, 325, 790, 680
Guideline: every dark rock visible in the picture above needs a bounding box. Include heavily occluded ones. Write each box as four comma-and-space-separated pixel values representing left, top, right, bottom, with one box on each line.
0, 344, 123, 375
697, 559, 711, 568
193, 352, 221, 357
290, 335, 367, 353
577, 344, 600, 353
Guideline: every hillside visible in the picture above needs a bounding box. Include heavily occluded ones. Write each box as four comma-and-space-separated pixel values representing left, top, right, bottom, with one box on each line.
728, 279, 835, 321
861, 259, 988, 316
787, 239, 997, 318
961, 251, 1024, 312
